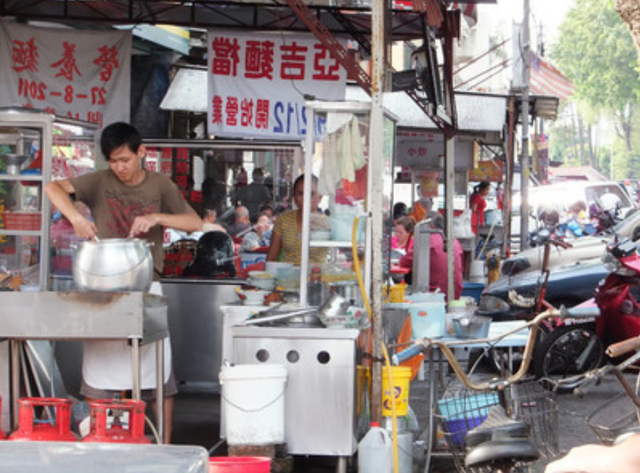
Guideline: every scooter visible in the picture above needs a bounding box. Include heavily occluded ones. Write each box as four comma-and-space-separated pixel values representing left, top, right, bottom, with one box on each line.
533, 237, 640, 390
594, 238, 640, 348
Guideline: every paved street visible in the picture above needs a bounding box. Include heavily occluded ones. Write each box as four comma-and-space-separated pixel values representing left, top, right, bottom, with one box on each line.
171, 365, 638, 472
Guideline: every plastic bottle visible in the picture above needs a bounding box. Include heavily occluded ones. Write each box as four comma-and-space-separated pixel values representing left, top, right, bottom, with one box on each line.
358, 422, 393, 473
308, 265, 325, 306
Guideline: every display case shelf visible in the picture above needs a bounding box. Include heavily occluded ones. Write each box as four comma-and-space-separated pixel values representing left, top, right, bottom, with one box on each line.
0, 109, 98, 290
0, 175, 43, 182
309, 240, 359, 248
0, 230, 42, 237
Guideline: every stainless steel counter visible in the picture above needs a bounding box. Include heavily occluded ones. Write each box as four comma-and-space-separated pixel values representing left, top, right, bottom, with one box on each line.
0, 442, 208, 472
229, 322, 360, 456
0, 291, 168, 437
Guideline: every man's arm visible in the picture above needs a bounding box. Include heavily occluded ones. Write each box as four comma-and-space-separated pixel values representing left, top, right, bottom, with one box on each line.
545, 435, 640, 473
129, 212, 202, 238
44, 180, 98, 239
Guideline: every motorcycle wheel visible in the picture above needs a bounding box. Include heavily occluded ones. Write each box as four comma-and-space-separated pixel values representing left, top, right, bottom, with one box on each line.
533, 323, 604, 393
468, 321, 552, 375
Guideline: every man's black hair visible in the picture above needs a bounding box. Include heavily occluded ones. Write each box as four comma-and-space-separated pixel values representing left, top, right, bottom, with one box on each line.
100, 122, 142, 160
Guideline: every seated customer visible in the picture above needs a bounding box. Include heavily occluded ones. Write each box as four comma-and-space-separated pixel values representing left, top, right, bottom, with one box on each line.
225, 205, 251, 237
240, 212, 272, 252
400, 211, 463, 299
202, 208, 227, 233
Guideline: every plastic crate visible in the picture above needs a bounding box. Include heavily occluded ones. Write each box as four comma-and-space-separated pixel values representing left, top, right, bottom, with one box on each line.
2, 212, 41, 231
436, 392, 499, 447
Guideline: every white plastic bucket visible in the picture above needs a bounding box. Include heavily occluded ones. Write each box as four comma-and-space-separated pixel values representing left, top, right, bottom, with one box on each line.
219, 364, 287, 446
469, 259, 487, 284
409, 302, 446, 339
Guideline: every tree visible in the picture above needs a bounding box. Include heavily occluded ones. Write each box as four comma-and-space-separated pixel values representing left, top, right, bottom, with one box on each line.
553, 0, 640, 155
615, 0, 640, 54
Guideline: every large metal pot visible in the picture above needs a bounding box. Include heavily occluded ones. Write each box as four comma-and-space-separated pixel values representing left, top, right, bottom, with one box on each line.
73, 238, 153, 292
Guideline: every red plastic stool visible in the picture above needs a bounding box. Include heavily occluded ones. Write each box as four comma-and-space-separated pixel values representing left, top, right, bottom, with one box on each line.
9, 397, 77, 441
82, 399, 150, 444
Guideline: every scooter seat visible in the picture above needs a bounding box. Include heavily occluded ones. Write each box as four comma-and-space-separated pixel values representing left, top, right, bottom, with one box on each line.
465, 438, 540, 468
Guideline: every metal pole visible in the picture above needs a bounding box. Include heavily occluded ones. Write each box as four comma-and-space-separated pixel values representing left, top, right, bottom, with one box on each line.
445, 139, 455, 301
369, 0, 387, 425
519, 0, 531, 250
156, 340, 165, 444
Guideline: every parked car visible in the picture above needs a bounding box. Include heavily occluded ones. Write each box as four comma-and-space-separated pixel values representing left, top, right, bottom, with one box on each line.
511, 180, 636, 244
501, 207, 640, 278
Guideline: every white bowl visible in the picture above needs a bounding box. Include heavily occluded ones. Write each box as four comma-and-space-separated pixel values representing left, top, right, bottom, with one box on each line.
265, 262, 293, 274
247, 276, 277, 291
239, 289, 269, 305
248, 270, 275, 279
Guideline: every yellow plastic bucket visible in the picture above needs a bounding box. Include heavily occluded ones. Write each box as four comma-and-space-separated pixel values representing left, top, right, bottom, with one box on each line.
381, 366, 412, 417
384, 283, 407, 303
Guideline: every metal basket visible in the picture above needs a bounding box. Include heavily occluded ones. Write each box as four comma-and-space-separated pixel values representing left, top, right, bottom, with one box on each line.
507, 380, 559, 461
588, 392, 640, 445
435, 387, 501, 472
435, 379, 558, 473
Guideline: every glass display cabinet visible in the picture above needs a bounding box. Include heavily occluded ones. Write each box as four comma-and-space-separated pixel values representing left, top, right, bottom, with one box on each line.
299, 101, 397, 307
0, 109, 98, 290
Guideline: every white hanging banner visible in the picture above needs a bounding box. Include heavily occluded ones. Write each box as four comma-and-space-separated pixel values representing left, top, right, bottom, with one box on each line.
0, 21, 131, 127
207, 30, 347, 140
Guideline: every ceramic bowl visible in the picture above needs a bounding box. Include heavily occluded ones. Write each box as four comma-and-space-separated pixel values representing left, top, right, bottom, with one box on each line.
238, 289, 269, 305
247, 273, 277, 291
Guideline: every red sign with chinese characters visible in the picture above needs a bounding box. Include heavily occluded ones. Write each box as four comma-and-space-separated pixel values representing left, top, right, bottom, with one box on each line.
207, 30, 347, 140
0, 21, 131, 127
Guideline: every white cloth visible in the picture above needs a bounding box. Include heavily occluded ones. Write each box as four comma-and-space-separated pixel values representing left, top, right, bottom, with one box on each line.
82, 282, 172, 390
318, 113, 366, 196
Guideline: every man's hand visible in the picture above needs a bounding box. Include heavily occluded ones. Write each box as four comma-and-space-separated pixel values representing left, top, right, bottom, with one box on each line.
129, 214, 160, 238
70, 215, 98, 240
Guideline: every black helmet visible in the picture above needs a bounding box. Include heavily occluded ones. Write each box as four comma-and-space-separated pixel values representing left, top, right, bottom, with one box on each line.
183, 231, 236, 278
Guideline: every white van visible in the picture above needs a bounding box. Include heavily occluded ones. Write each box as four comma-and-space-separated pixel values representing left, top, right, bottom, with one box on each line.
512, 181, 636, 240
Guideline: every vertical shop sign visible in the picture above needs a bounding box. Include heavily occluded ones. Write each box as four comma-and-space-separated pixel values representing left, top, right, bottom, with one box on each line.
144, 147, 159, 172
175, 147, 190, 199
207, 30, 347, 140
160, 147, 173, 177
417, 171, 439, 197
536, 134, 549, 184
0, 21, 131, 127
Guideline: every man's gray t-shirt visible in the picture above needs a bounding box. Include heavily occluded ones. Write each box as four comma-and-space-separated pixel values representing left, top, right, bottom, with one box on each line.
70, 169, 195, 276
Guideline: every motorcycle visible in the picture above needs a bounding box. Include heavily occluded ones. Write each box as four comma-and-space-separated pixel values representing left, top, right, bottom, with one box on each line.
533, 237, 640, 391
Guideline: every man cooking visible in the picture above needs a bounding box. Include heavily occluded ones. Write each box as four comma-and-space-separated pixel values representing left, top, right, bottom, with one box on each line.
44, 122, 201, 443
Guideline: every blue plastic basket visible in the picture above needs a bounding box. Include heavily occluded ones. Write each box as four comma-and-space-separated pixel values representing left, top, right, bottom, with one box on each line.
437, 392, 499, 447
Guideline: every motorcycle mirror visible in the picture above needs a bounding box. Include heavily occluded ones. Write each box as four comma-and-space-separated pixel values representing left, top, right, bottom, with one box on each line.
537, 228, 551, 242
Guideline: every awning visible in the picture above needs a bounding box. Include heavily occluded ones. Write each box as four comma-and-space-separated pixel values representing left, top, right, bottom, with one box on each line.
160, 66, 511, 137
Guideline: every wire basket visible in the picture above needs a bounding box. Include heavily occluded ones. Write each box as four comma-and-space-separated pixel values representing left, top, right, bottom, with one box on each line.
588, 392, 640, 445
435, 379, 558, 473
435, 388, 501, 472
507, 380, 559, 461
